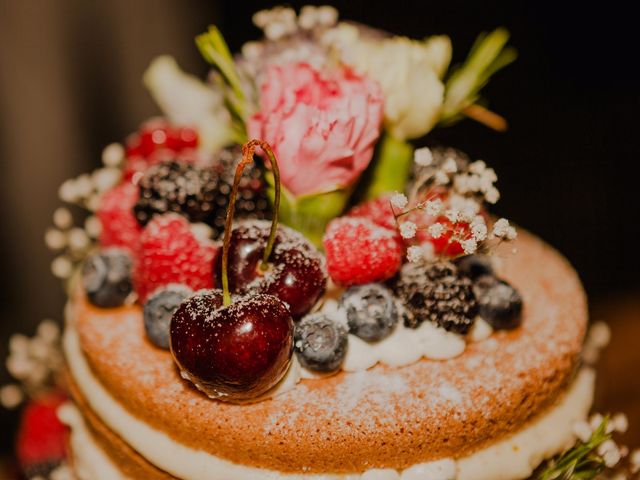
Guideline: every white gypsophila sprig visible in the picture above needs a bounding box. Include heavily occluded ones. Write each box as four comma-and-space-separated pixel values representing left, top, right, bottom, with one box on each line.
428, 222, 445, 239
298, 5, 338, 30
407, 245, 424, 263
414, 147, 433, 166
424, 198, 443, 216
253, 7, 298, 41
400, 221, 417, 239
390, 192, 409, 210
1, 319, 63, 409
461, 238, 478, 254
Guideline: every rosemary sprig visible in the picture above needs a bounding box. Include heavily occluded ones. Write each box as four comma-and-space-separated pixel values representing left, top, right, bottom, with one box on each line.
441, 28, 517, 131
537, 416, 611, 480
196, 26, 249, 140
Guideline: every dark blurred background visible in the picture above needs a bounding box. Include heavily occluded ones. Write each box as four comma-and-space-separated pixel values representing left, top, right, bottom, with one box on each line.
1, 0, 639, 457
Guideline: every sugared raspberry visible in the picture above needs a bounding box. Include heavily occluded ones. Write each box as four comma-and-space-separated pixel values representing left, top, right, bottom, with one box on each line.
16, 391, 68, 468
347, 195, 397, 231
97, 182, 142, 253
134, 214, 217, 302
427, 216, 470, 256
123, 120, 199, 182
323, 217, 403, 286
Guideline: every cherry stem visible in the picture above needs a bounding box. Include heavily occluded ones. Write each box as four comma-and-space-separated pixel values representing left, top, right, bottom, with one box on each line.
221, 139, 281, 306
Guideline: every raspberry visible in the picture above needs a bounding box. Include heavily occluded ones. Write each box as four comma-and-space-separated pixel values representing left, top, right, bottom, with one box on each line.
123, 120, 199, 181
347, 194, 397, 231
323, 217, 403, 286
16, 392, 68, 468
134, 214, 217, 302
97, 182, 142, 253
427, 216, 471, 256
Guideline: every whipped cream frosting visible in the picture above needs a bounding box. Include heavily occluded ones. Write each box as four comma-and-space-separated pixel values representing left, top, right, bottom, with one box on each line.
63, 319, 595, 480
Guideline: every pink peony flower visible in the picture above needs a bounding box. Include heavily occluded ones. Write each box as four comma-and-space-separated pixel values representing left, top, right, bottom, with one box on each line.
249, 62, 383, 197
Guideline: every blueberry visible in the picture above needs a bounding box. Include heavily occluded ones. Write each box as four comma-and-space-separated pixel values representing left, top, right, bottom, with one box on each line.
82, 248, 133, 308
294, 313, 348, 373
455, 255, 494, 280
341, 284, 398, 342
473, 275, 523, 330
144, 284, 193, 349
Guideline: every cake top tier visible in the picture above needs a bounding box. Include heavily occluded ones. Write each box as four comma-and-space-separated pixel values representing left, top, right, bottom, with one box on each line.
46, 5, 531, 404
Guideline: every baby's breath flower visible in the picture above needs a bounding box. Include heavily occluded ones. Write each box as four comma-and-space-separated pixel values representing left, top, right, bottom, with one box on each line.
400, 221, 417, 239
390, 192, 408, 210
425, 199, 443, 216
101, 143, 124, 167
442, 157, 458, 173
428, 223, 444, 239
612, 413, 629, 433
630, 448, 640, 473
53, 208, 73, 230
471, 220, 488, 242
444, 208, 459, 223
407, 246, 424, 263
492, 218, 510, 238
461, 238, 478, 254
572, 420, 593, 443
485, 186, 500, 204
45, 229, 67, 250
468, 160, 486, 174
434, 170, 450, 185
505, 226, 517, 241
414, 147, 433, 166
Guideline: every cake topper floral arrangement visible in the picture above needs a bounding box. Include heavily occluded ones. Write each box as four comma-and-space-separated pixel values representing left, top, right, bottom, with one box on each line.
2, 5, 640, 479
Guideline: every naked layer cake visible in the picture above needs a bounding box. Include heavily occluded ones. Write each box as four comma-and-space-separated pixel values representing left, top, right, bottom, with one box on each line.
34, 5, 606, 480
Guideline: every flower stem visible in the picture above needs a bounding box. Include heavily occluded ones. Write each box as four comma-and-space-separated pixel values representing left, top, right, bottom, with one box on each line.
221, 140, 281, 306
363, 133, 414, 200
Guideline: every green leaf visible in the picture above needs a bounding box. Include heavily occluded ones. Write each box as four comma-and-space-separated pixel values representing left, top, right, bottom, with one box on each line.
441, 28, 517, 125
196, 26, 249, 133
536, 416, 611, 480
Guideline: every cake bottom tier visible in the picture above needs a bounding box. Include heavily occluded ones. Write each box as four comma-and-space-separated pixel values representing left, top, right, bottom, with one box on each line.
61, 367, 595, 480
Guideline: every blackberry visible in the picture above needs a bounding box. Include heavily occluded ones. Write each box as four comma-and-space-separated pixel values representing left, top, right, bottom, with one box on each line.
213, 147, 270, 234
134, 160, 222, 227
341, 283, 398, 342
394, 261, 478, 334
134, 150, 270, 238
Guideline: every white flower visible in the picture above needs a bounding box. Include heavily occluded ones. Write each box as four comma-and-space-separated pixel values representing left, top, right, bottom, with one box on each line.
492, 218, 510, 238
298, 5, 338, 30
327, 24, 451, 140
407, 246, 424, 263
442, 157, 458, 173
505, 226, 518, 241
390, 192, 408, 210
428, 223, 445, 239
612, 413, 629, 433
400, 222, 417, 239
468, 160, 487, 174
101, 143, 124, 167
414, 147, 433, 166
425, 199, 443, 216
485, 186, 500, 204
444, 208, 459, 223
589, 413, 604, 430
470, 219, 488, 242
572, 420, 592, 443
435, 170, 450, 185
630, 448, 640, 473
599, 440, 622, 468
144, 56, 233, 153
461, 238, 478, 254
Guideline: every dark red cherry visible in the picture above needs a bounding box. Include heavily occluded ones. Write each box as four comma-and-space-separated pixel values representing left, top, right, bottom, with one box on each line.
214, 220, 327, 319
169, 290, 294, 402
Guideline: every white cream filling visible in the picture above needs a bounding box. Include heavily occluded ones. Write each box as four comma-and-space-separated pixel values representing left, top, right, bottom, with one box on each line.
58, 402, 132, 480
64, 321, 594, 480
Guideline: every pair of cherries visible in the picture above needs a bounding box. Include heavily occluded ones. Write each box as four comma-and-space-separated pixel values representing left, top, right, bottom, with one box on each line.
170, 140, 326, 402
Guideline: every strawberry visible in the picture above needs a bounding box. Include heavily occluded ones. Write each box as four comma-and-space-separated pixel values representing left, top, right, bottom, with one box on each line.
97, 182, 142, 253
16, 392, 68, 470
347, 195, 397, 231
323, 217, 403, 286
134, 214, 217, 302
